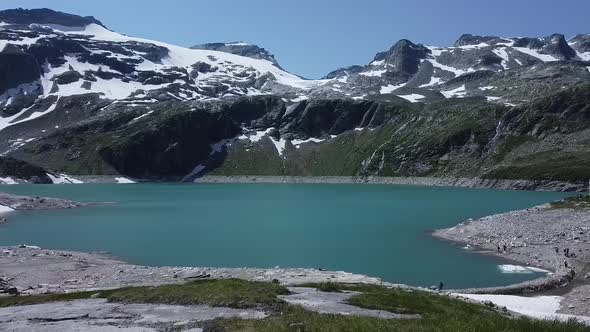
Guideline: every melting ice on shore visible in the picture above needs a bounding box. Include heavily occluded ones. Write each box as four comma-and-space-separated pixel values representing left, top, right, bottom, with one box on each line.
498, 264, 550, 274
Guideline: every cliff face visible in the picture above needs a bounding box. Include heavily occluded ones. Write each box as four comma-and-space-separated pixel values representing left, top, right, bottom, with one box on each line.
0, 156, 52, 184
7, 84, 590, 187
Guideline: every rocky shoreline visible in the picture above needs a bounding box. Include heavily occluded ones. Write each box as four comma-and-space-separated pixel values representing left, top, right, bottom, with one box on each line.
434, 203, 590, 317
195, 175, 586, 192
0, 247, 398, 297
2, 174, 585, 192
0, 192, 83, 210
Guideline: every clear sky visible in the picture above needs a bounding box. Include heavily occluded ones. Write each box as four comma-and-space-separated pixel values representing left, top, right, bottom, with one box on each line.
1, 0, 587, 78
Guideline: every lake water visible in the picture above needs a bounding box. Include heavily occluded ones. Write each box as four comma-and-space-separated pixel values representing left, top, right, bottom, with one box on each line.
0, 183, 569, 289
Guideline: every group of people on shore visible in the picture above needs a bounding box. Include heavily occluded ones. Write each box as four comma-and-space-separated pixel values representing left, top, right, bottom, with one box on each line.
555, 246, 575, 269
496, 244, 507, 253
497, 243, 575, 270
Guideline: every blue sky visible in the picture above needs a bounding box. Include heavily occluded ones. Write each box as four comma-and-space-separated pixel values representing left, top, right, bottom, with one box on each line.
2, 1, 587, 78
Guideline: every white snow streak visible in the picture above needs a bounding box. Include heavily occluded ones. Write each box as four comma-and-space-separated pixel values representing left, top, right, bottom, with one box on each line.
380, 83, 405, 94
397, 94, 425, 103
47, 173, 84, 184
115, 177, 135, 184
513, 47, 558, 62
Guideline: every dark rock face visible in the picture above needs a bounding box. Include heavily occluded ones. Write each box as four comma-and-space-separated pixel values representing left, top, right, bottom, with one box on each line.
454, 34, 508, 47
52, 70, 83, 85
0, 156, 52, 184
99, 110, 241, 179
0, 45, 41, 94
0, 8, 105, 27
513, 34, 577, 60
569, 34, 590, 53
374, 40, 430, 79
324, 65, 365, 79
280, 99, 382, 137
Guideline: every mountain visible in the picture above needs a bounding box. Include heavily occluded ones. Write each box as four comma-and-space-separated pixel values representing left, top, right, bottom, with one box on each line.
0, 8, 104, 27
0, 8, 589, 188
191, 42, 282, 68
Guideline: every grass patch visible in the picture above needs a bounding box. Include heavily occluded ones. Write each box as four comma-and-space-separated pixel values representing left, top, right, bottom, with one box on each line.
216, 283, 590, 332
299, 282, 343, 293
1, 281, 588, 331
551, 195, 590, 209
0, 291, 97, 308
0, 279, 288, 309
104, 279, 288, 308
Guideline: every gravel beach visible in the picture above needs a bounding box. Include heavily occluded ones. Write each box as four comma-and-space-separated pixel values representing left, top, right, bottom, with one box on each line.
195, 175, 585, 192
433, 204, 590, 316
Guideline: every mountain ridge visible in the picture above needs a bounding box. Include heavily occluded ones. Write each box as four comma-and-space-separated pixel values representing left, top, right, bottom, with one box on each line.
0, 8, 589, 188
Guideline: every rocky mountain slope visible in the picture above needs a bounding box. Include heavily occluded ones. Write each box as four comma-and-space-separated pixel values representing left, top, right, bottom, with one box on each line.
0, 8, 589, 188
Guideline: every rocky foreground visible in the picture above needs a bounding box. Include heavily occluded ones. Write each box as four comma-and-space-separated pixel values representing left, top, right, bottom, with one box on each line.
0, 247, 390, 296
434, 202, 590, 317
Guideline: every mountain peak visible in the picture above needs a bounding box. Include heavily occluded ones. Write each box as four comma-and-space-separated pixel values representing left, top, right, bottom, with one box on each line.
513, 34, 576, 60
191, 42, 281, 67
454, 34, 507, 47
0, 8, 105, 28
569, 34, 590, 53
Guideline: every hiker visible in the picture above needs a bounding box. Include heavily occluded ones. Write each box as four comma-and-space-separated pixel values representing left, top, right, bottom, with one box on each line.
564, 260, 568, 268
497, 245, 501, 252
503, 244, 507, 252
566, 248, 570, 257
438, 282, 444, 291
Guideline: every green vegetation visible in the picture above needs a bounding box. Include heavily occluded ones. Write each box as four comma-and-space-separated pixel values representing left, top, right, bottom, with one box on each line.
216, 283, 589, 332
551, 195, 590, 209
0, 291, 98, 308
104, 279, 288, 308
0, 279, 288, 309
1, 281, 587, 331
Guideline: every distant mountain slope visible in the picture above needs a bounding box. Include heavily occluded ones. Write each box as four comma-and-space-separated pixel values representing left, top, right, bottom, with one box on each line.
0, 8, 589, 188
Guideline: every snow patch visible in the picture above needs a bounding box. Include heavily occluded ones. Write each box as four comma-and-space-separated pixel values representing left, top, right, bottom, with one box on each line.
269, 136, 287, 156
0, 177, 17, 185
225, 42, 249, 46
492, 48, 510, 69
441, 85, 466, 98
454, 293, 590, 325
291, 137, 324, 148
380, 83, 405, 94
370, 60, 385, 66
419, 76, 442, 88
130, 110, 154, 122
291, 96, 309, 103
397, 94, 425, 103
115, 177, 135, 184
498, 264, 549, 274
428, 59, 471, 77
513, 47, 558, 62
239, 128, 274, 143
360, 69, 387, 77
486, 96, 501, 101
47, 173, 84, 184
458, 42, 490, 49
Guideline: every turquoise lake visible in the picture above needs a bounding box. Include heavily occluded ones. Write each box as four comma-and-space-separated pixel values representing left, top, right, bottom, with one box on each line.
0, 183, 570, 289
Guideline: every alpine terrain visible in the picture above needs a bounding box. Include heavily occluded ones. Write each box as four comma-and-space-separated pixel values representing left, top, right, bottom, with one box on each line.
1, 8, 589, 189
